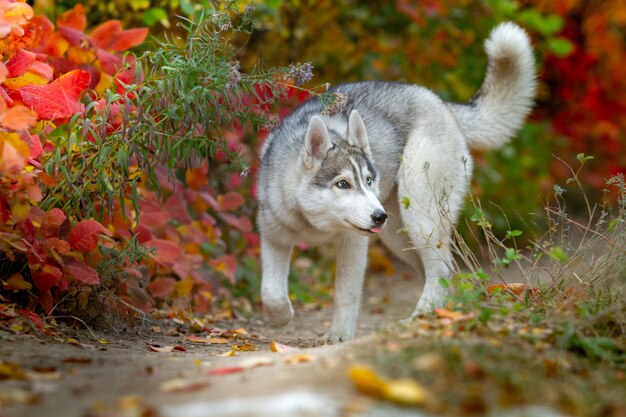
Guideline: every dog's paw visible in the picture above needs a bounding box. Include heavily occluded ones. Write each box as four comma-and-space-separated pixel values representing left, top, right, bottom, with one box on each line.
264, 300, 294, 327
320, 329, 354, 344
320, 332, 343, 345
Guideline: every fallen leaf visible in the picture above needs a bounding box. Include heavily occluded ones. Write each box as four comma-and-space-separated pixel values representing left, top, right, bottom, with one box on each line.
206, 365, 243, 376
270, 341, 296, 353
159, 378, 210, 393
284, 353, 315, 364
348, 365, 385, 398
383, 379, 427, 405
434, 308, 475, 323
0, 361, 24, 380
348, 364, 427, 406
65, 338, 81, 346
147, 344, 186, 353
231, 343, 256, 352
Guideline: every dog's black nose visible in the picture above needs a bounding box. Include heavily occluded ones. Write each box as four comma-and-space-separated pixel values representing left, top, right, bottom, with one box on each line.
371, 209, 388, 226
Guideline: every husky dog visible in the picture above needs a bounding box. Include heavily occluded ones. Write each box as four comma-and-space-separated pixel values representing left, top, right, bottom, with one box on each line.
257, 22, 536, 343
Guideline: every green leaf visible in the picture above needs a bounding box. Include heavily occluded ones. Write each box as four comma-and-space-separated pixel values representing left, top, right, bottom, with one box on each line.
549, 246, 569, 263
401, 195, 411, 209
438, 277, 449, 289
506, 229, 523, 239
547, 37, 574, 57
143, 7, 169, 27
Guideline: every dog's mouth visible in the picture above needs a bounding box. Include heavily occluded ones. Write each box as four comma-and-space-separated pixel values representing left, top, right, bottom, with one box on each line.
346, 221, 383, 234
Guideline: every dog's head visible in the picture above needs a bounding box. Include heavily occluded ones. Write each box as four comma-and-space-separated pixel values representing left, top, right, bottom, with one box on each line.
296, 110, 387, 235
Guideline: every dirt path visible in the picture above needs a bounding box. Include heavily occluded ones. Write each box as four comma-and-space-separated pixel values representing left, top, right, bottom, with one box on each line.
0, 269, 423, 417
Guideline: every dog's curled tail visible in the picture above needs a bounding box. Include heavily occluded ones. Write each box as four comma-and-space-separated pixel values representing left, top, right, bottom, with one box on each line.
449, 22, 536, 151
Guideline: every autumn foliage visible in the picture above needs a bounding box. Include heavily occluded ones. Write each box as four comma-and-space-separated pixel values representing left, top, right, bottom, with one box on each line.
0, 1, 147, 313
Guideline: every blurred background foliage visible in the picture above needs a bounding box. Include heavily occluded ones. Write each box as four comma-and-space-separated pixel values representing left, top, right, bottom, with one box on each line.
20, 0, 625, 309
35, 0, 626, 235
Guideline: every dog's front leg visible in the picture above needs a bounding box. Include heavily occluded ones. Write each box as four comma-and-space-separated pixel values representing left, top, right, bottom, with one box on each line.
322, 232, 369, 344
261, 238, 294, 327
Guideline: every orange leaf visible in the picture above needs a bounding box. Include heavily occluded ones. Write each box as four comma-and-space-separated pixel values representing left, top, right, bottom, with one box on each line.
1, 140, 25, 175
56, 4, 86, 31
146, 277, 176, 299
39, 208, 66, 238
217, 191, 244, 211
17, 70, 91, 120
1, 2, 34, 26
4, 273, 32, 290
0, 105, 37, 131
69, 218, 112, 252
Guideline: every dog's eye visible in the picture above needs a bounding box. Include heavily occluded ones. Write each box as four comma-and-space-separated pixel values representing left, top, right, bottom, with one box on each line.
336, 180, 350, 189
366, 176, 373, 186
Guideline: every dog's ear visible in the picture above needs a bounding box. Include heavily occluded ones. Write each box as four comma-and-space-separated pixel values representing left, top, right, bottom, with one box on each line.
302, 115, 332, 170
347, 110, 370, 155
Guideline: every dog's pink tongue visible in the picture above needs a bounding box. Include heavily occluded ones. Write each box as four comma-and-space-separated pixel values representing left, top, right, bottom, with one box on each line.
369, 227, 382, 233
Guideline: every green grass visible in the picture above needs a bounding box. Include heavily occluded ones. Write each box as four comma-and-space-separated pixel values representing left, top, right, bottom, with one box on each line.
351, 166, 626, 416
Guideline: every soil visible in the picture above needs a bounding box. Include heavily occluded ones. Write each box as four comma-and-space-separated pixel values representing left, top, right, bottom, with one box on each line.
0, 268, 423, 417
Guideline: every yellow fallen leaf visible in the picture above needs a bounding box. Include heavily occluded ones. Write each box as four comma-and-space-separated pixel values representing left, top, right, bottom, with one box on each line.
348, 364, 428, 406
348, 365, 385, 398
65, 338, 81, 346
383, 379, 427, 405
284, 353, 315, 364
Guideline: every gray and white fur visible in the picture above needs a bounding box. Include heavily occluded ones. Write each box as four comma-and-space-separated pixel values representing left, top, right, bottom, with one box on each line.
257, 22, 536, 343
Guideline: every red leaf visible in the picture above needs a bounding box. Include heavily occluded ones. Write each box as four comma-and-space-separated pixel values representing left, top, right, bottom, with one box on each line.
40, 208, 66, 238
217, 191, 244, 211
39, 289, 54, 314
44, 238, 71, 255
147, 277, 176, 299
206, 366, 244, 376
5, 49, 36, 78
89, 20, 123, 49
58, 26, 87, 47
19, 309, 43, 329
18, 70, 91, 120
108, 28, 149, 51
56, 4, 86, 31
69, 218, 112, 252
144, 239, 182, 265
31, 264, 62, 291
220, 213, 253, 233
65, 261, 100, 285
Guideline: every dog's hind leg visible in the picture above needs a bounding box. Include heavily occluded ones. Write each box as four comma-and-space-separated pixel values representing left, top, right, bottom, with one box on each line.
397, 121, 472, 318
322, 232, 369, 344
